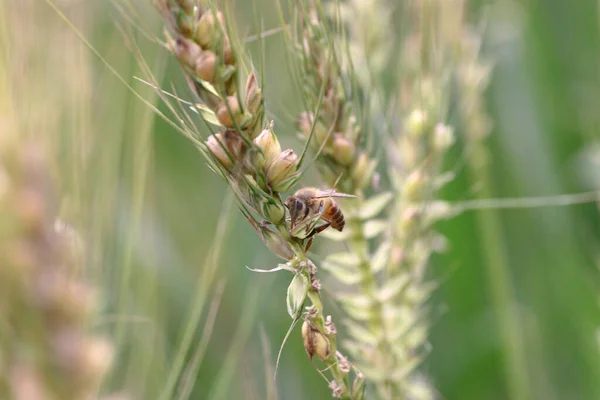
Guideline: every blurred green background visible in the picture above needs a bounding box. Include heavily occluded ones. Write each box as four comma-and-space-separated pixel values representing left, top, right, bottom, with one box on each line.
5, 0, 600, 399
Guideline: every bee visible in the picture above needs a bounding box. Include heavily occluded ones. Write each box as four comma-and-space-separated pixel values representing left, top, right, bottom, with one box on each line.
284, 187, 355, 240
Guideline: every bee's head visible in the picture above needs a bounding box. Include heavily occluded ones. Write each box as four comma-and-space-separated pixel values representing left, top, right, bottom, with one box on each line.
284, 196, 303, 219
284, 196, 295, 212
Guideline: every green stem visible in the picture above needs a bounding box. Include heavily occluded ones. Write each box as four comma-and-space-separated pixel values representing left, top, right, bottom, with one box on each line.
467, 150, 530, 400
276, 218, 350, 397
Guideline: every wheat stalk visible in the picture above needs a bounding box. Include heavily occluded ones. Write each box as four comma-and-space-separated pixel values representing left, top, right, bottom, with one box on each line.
449, 5, 532, 400
156, 1, 364, 397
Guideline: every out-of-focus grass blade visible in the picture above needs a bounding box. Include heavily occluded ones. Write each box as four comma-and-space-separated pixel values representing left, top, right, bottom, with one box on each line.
160, 192, 236, 400
207, 281, 264, 400
175, 279, 227, 400
260, 326, 279, 400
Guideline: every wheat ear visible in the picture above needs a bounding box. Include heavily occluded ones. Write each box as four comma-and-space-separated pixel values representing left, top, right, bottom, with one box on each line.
377, 1, 494, 398
291, 0, 494, 398
157, 1, 364, 397
0, 135, 113, 400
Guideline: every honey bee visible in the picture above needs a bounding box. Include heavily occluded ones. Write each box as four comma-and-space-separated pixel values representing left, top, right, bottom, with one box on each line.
284, 187, 355, 240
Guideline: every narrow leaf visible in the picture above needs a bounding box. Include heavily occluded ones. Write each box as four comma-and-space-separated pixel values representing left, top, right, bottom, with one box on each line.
274, 316, 301, 380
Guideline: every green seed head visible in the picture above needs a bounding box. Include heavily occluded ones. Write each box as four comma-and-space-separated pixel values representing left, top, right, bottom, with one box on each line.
194, 10, 219, 48
405, 109, 428, 138
331, 134, 356, 167
265, 150, 299, 192
253, 128, 281, 169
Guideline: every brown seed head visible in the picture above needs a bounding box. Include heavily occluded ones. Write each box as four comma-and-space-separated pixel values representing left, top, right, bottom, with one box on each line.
245, 73, 262, 115
296, 112, 330, 145
206, 131, 243, 168
302, 320, 330, 361
177, 0, 194, 14
173, 37, 202, 68
223, 37, 235, 65
216, 96, 242, 128
195, 50, 217, 82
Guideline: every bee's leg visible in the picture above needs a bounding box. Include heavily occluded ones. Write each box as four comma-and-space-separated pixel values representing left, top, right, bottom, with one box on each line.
304, 237, 315, 252
306, 222, 331, 240
304, 222, 330, 251
314, 222, 331, 235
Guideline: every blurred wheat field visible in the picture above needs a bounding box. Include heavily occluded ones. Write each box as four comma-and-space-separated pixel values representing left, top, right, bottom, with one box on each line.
1, 0, 600, 399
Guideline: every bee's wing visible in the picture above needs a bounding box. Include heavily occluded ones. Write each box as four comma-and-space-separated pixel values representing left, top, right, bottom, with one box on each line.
312, 189, 356, 199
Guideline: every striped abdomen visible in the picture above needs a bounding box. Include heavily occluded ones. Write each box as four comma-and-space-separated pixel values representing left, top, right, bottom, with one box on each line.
322, 200, 345, 231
